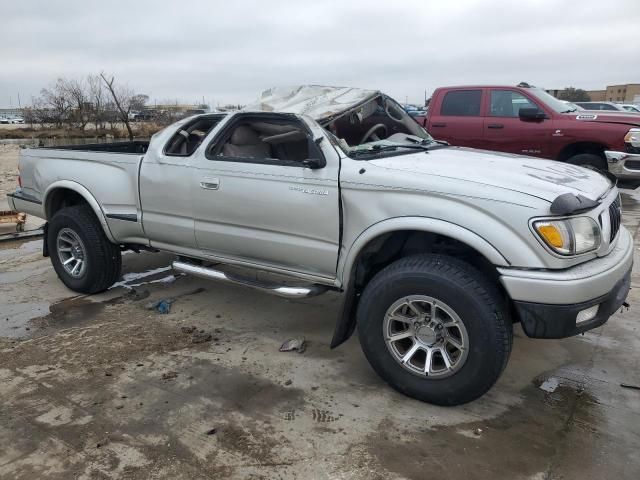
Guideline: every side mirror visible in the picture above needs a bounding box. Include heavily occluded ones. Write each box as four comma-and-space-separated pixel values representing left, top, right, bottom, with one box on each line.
301, 157, 326, 169
519, 107, 546, 120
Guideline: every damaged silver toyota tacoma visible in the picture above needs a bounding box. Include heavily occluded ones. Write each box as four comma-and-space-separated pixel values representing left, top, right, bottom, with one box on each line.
9, 85, 632, 405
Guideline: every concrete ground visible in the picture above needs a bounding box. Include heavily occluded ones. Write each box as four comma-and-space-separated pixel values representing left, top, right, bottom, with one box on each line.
1, 145, 639, 478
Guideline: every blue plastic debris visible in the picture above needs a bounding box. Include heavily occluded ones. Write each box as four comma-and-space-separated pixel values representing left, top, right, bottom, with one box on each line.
157, 300, 172, 314
145, 298, 175, 314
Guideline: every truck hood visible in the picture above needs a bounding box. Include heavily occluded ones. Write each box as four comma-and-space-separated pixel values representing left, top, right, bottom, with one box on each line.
568, 111, 640, 127
368, 147, 612, 203
243, 85, 380, 125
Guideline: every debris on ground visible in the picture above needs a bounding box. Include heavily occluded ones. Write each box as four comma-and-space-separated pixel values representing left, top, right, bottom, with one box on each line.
539, 377, 560, 393
125, 288, 150, 301
192, 331, 212, 344
474, 428, 483, 436
284, 379, 293, 386
145, 298, 175, 314
181, 326, 196, 334
161, 371, 178, 381
620, 383, 640, 391
205, 428, 217, 436
279, 336, 306, 353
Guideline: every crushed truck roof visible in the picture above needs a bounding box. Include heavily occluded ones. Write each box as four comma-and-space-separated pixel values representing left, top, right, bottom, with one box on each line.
243, 85, 380, 124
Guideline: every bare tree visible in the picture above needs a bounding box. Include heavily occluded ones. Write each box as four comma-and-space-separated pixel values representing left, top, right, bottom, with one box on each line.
87, 74, 106, 130
60, 78, 89, 129
130, 94, 149, 113
40, 79, 73, 127
558, 87, 591, 102
100, 72, 137, 140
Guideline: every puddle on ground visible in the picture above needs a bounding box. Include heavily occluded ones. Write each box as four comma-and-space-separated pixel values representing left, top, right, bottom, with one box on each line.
0, 238, 42, 260
0, 297, 106, 339
30, 297, 106, 333
0, 301, 50, 338
363, 374, 600, 480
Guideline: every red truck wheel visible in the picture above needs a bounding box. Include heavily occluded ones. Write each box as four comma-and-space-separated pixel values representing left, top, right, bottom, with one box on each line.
565, 153, 606, 171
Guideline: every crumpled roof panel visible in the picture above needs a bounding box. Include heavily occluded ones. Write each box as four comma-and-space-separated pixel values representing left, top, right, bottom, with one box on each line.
243, 85, 379, 123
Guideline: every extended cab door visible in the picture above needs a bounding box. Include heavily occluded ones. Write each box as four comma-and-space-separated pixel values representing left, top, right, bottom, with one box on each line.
139, 115, 227, 252
190, 113, 340, 281
427, 88, 485, 148
483, 88, 552, 157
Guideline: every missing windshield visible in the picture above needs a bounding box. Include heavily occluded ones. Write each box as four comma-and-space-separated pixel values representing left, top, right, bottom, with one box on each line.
321, 95, 435, 158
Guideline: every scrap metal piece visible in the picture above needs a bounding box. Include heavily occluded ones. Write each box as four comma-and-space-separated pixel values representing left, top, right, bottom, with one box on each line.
280, 336, 306, 353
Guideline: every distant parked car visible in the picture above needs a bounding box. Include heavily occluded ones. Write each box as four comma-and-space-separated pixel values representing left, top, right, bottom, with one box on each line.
620, 104, 640, 113
574, 101, 629, 112
0, 117, 9, 124
9, 117, 25, 124
135, 111, 157, 122
560, 100, 584, 111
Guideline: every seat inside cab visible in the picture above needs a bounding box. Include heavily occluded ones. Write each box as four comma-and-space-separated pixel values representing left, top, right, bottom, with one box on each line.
217, 120, 310, 162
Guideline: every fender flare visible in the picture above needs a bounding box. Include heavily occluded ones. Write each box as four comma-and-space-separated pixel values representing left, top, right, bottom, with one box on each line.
43, 180, 117, 243
339, 216, 509, 286
330, 217, 509, 348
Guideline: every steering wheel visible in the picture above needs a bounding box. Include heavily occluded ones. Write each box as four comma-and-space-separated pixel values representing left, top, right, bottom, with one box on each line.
360, 123, 388, 144
385, 100, 405, 123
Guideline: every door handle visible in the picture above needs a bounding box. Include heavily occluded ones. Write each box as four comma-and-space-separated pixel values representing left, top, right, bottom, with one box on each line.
487, 123, 504, 129
431, 122, 447, 127
200, 178, 220, 190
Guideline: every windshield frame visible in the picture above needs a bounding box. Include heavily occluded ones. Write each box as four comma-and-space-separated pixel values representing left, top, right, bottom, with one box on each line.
323, 94, 436, 160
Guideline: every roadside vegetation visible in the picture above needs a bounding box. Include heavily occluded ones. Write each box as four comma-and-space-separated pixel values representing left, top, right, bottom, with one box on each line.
3, 73, 171, 141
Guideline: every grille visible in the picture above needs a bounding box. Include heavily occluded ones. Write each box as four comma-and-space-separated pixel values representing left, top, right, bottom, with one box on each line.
609, 196, 621, 242
624, 160, 640, 170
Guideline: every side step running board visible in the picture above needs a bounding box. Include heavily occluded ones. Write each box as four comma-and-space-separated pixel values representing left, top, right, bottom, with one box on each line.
172, 261, 329, 299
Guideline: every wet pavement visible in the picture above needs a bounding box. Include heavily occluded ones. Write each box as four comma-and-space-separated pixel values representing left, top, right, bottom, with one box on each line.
1, 192, 640, 479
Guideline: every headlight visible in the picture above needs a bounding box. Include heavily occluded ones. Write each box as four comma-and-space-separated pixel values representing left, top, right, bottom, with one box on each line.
533, 217, 601, 255
625, 128, 640, 148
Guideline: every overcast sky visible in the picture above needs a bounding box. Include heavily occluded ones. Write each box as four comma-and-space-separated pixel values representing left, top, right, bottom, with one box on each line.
1, 0, 639, 108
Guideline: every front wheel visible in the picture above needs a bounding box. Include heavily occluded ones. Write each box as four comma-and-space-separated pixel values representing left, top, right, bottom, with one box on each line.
565, 153, 607, 171
357, 254, 512, 406
48, 205, 122, 294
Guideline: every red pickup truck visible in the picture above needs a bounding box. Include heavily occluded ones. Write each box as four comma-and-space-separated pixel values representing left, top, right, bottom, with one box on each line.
422, 83, 640, 186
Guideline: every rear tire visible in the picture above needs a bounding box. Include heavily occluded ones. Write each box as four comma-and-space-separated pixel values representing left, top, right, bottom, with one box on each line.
48, 205, 122, 294
357, 254, 512, 406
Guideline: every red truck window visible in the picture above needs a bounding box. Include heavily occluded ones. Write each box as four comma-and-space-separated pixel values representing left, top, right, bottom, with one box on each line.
489, 90, 538, 117
441, 90, 482, 116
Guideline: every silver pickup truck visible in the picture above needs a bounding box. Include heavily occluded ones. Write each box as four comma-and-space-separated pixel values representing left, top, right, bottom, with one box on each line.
9, 85, 632, 406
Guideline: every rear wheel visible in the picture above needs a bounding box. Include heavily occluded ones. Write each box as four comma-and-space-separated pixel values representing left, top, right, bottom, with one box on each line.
357, 254, 512, 406
48, 205, 122, 293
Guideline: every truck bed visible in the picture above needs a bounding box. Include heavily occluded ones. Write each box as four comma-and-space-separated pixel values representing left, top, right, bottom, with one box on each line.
42, 140, 149, 154
12, 143, 148, 245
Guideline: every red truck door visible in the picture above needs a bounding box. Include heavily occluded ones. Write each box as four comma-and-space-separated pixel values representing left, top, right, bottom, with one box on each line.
483, 89, 552, 157
427, 88, 485, 148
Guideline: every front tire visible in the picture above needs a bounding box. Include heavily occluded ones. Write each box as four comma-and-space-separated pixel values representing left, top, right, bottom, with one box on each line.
357, 254, 512, 406
565, 153, 607, 171
48, 205, 122, 294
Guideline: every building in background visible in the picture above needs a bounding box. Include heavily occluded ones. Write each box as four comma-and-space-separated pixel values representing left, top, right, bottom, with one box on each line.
586, 90, 606, 101
0, 108, 23, 117
547, 84, 639, 103
605, 84, 640, 103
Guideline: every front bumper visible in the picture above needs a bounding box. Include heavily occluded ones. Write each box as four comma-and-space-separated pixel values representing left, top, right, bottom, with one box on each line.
606, 150, 640, 184
513, 268, 630, 338
499, 225, 633, 338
